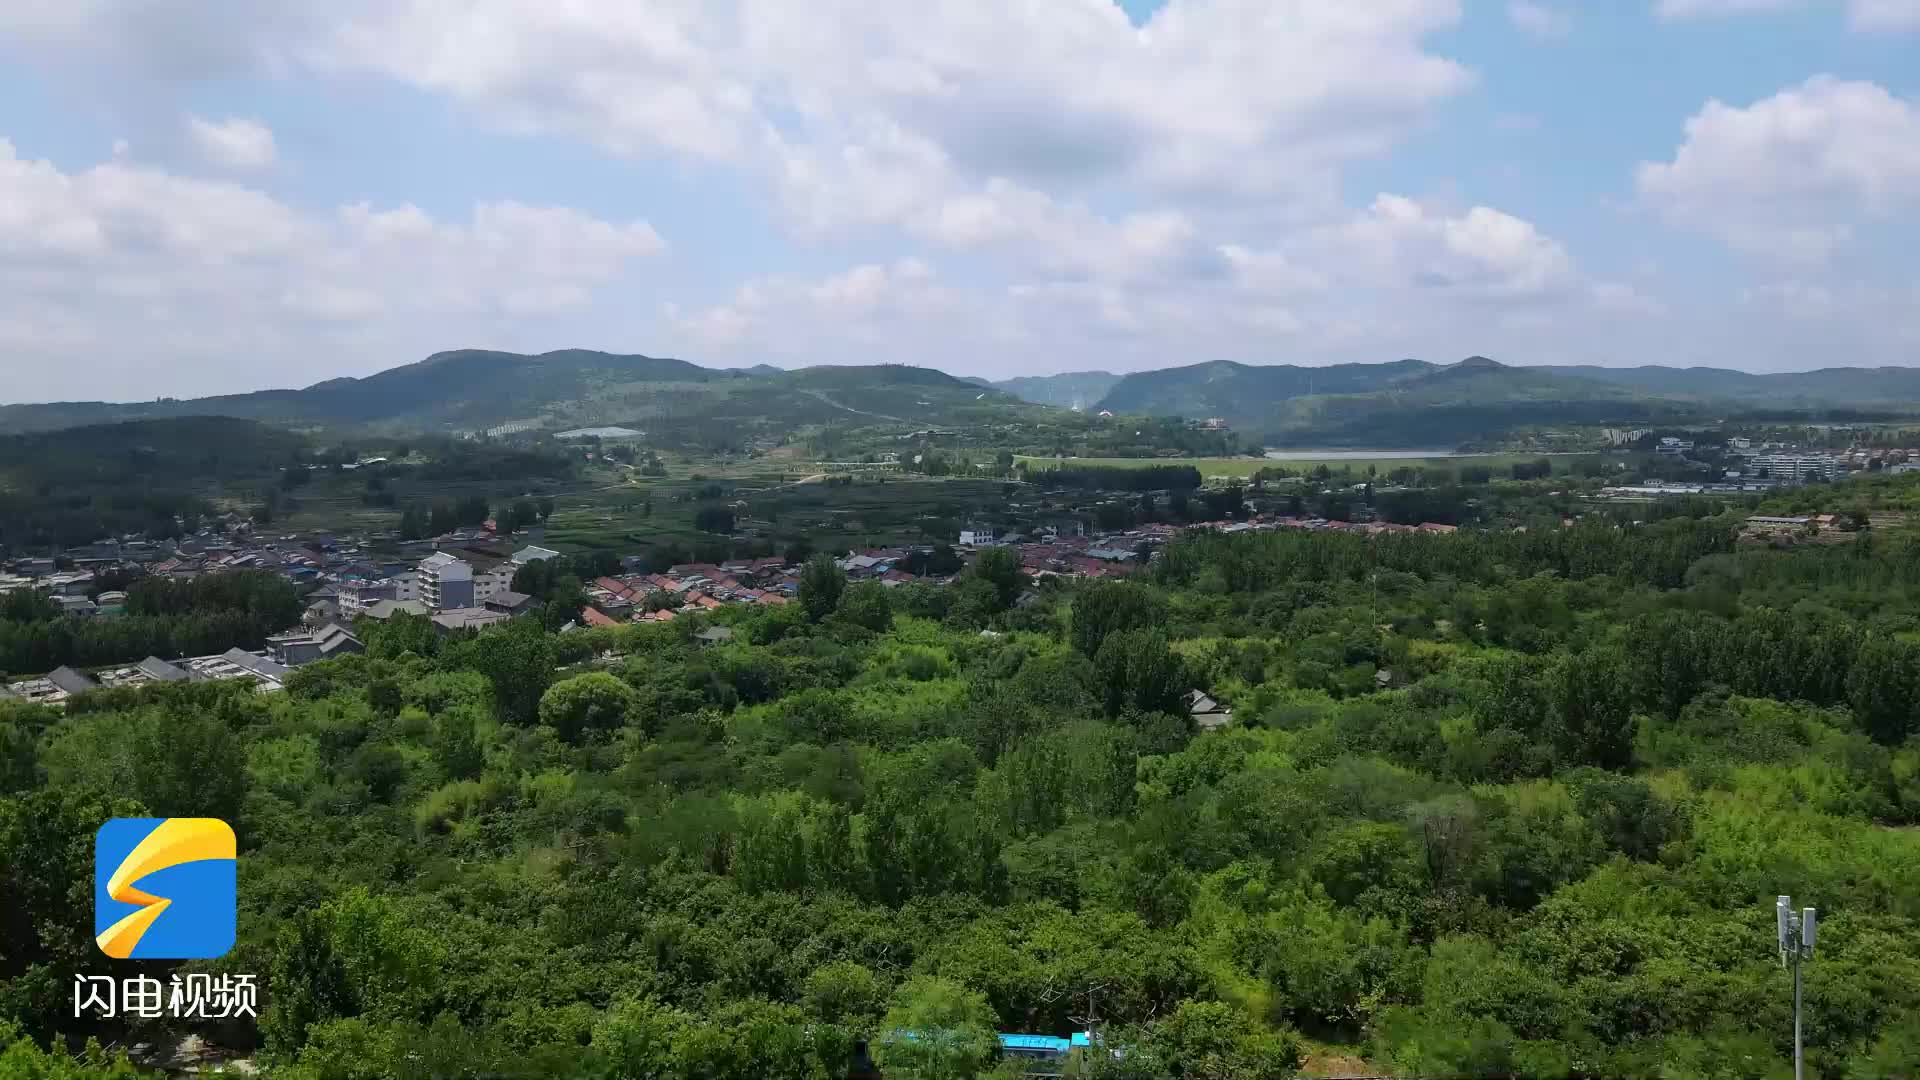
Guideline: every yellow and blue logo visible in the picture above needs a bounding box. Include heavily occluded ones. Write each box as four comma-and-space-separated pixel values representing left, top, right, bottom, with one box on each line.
94, 818, 236, 960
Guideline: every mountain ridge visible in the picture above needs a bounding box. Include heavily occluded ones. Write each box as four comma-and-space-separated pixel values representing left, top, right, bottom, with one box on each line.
0, 350, 1037, 450
1084, 356, 1668, 445
7, 349, 1920, 443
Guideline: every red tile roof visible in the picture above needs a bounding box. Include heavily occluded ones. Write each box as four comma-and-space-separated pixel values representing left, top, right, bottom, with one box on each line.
581, 606, 619, 627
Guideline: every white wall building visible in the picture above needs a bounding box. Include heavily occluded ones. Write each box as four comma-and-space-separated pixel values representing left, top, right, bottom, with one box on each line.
473, 564, 515, 603
1750, 454, 1840, 482
419, 552, 474, 610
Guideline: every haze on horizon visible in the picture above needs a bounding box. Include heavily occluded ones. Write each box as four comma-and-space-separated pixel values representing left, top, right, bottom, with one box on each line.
0, 1, 1916, 404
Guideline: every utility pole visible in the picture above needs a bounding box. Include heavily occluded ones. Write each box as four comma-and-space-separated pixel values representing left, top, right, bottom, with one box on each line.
1777, 895, 1818, 1080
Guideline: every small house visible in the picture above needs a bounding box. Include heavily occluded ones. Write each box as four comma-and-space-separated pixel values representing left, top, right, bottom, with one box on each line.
1186, 689, 1232, 731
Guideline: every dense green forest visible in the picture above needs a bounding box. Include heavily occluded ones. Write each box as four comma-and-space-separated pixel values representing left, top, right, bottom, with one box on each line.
0, 570, 304, 677
4, 519, 1919, 1079
0, 418, 305, 551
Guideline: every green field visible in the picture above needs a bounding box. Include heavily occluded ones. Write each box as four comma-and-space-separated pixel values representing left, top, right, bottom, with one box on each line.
1018, 455, 1270, 478
1020, 452, 1607, 478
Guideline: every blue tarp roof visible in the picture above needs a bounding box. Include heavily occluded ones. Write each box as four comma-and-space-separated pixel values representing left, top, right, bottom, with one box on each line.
999, 1034, 1072, 1053
893, 1030, 1094, 1056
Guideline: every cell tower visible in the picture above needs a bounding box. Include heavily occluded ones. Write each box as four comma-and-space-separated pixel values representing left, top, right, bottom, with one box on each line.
1776, 895, 1817, 1080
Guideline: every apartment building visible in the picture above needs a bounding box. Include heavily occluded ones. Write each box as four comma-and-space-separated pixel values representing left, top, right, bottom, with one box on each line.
419, 552, 475, 610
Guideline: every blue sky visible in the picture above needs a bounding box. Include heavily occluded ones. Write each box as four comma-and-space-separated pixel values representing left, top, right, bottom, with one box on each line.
0, 0, 1915, 402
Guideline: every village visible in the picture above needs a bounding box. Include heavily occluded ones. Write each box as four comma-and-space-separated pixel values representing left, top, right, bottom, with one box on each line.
0, 494, 1494, 709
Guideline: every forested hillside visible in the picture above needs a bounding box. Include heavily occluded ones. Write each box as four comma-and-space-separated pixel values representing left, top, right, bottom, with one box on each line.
0, 352, 1043, 443
1550, 364, 1920, 406
990, 371, 1124, 410
4, 520, 1919, 1078
0, 418, 309, 551
15, 349, 1920, 447
1091, 358, 1676, 447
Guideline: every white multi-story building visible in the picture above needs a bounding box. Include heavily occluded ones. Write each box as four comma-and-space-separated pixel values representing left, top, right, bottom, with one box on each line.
473, 564, 515, 604
1750, 454, 1840, 482
419, 552, 474, 610
339, 572, 422, 614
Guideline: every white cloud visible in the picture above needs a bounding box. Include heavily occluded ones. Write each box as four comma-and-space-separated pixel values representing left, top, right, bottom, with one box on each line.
1, 1, 1472, 234
1322, 194, 1578, 299
0, 2, 1915, 386
1508, 2, 1574, 37
1655, 0, 1797, 16
670, 257, 965, 354
1636, 77, 1920, 261
185, 115, 276, 169
0, 1, 1489, 382
1655, 0, 1920, 30
666, 195, 1653, 378
0, 138, 665, 398
1849, 0, 1920, 28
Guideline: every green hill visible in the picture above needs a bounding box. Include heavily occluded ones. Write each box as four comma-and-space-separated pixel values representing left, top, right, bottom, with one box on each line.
990, 370, 1123, 409
0, 349, 729, 434
0, 417, 316, 549
1093, 356, 1666, 446
0, 416, 308, 492
1549, 364, 1920, 406
0, 352, 1038, 441
11, 349, 1920, 449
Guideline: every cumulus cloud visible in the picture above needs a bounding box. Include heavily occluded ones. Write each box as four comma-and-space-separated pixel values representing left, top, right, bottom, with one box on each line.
1849, 0, 1920, 28
1320, 195, 1578, 299
0, 138, 665, 399
1655, 0, 1798, 15
1636, 77, 1920, 261
669, 258, 966, 355
1508, 2, 1574, 37
0, 2, 1914, 386
1655, 0, 1920, 30
185, 115, 276, 169
665, 194, 1655, 379
1, 1, 1472, 230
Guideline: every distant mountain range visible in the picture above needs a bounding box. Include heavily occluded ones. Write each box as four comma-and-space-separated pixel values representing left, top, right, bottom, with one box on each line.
5, 349, 1920, 447
1542, 365, 1920, 406
0, 350, 1037, 446
986, 357, 1920, 446
1071, 357, 1668, 446
981, 371, 1124, 410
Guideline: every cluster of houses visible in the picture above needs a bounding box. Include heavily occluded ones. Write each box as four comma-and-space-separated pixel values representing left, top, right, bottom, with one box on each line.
337, 544, 555, 632
2, 648, 302, 706
0, 565, 121, 618
580, 556, 794, 626
0, 498, 1488, 708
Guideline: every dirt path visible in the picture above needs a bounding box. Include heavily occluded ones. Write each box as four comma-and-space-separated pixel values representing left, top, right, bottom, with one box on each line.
805, 389, 909, 424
